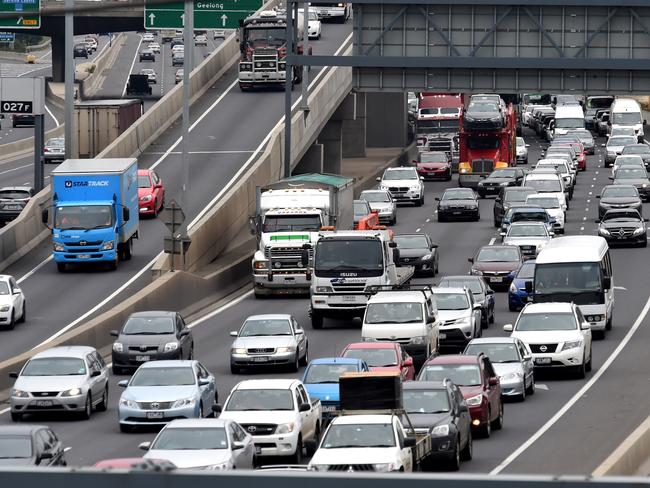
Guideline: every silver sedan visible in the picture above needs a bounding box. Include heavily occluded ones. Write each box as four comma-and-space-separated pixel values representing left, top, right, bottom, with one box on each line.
229, 314, 308, 374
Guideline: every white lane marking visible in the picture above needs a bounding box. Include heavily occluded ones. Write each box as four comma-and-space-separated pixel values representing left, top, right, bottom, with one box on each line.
37, 50, 52, 61
586, 199, 590, 203
0, 164, 31, 176
415, 227, 421, 232
425, 218, 430, 223
614, 286, 628, 290
490, 295, 650, 475
121, 34, 144, 97
33, 254, 160, 348
0, 407, 8, 415
588, 192, 592, 195
535, 384, 549, 391
16, 65, 51, 78
17, 256, 53, 284
488, 237, 496, 245
580, 226, 584, 231
44, 104, 60, 127
188, 289, 253, 329
595, 171, 599, 174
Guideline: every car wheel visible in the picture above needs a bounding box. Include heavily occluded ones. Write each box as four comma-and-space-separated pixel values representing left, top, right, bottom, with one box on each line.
509, 303, 518, 312
289, 353, 300, 372
447, 439, 461, 471
18, 302, 26, 324
119, 423, 132, 433
518, 383, 526, 402
299, 344, 308, 366
7, 311, 14, 330
478, 409, 491, 438
291, 436, 303, 463
525, 375, 535, 395
606, 315, 612, 331
481, 312, 488, 329
187, 344, 194, 360
306, 424, 320, 457
460, 430, 473, 461
10, 412, 22, 422
81, 395, 92, 420
575, 359, 586, 379
489, 308, 495, 324
585, 346, 592, 372
230, 363, 241, 374
97, 385, 109, 412
492, 402, 504, 430
493, 218, 500, 228
112, 365, 126, 375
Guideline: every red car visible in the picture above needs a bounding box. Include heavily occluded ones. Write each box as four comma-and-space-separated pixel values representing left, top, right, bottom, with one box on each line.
93, 458, 176, 471
340, 342, 415, 381
138, 169, 165, 216
414, 151, 452, 181
553, 142, 586, 171
418, 353, 503, 438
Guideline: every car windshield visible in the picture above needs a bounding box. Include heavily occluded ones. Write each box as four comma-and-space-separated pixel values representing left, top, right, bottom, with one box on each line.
609, 136, 638, 147
46, 138, 65, 147
615, 168, 648, 179
612, 112, 642, 125
491, 169, 517, 178
516, 138, 525, 147
361, 192, 389, 203
433, 293, 469, 311
504, 190, 536, 203
151, 428, 228, 450
225, 389, 294, 411
263, 215, 321, 232
54, 205, 113, 230
538, 163, 569, 174
365, 302, 423, 324
22, 357, 86, 376
465, 343, 520, 363
516, 312, 577, 331
476, 247, 519, 262
420, 153, 447, 164
394, 235, 428, 249
240, 319, 292, 337
527, 197, 559, 209
511, 210, 549, 222
354, 201, 370, 218
615, 156, 644, 166
438, 278, 483, 295
321, 424, 395, 449
137, 175, 151, 188
603, 211, 640, 222
403, 390, 450, 414
602, 186, 638, 198
129, 367, 195, 387
516, 261, 536, 279
303, 364, 359, 384
122, 316, 174, 335
0, 437, 31, 459
534, 262, 602, 294
547, 148, 574, 157
0, 282, 9, 295
623, 146, 650, 155
343, 348, 398, 367
419, 364, 481, 386
508, 225, 547, 237
0, 190, 30, 200
383, 169, 417, 180
442, 189, 474, 201
468, 101, 499, 112
525, 179, 562, 192
610, 128, 635, 137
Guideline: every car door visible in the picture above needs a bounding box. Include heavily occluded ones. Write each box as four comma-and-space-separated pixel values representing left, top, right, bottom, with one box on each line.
43, 429, 64, 466
395, 421, 413, 472
230, 422, 255, 468
297, 385, 315, 439
467, 293, 481, 335
9, 277, 23, 318
85, 354, 103, 404
453, 386, 472, 444
292, 317, 306, 358
195, 363, 215, 413
517, 340, 534, 387
424, 299, 438, 353
575, 307, 592, 359
483, 358, 501, 421
92, 351, 109, 391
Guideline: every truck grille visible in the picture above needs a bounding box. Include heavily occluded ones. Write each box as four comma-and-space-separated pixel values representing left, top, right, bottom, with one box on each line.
331, 282, 366, 293
265, 246, 312, 271
529, 343, 558, 353
253, 48, 279, 71
240, 424, 277, 435
328, 464, 375, 472
471, 159, 494, 173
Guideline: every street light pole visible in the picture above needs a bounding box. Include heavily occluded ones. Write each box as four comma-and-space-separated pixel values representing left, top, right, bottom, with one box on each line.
64, 0, 74, 159
180, 0, 193, 214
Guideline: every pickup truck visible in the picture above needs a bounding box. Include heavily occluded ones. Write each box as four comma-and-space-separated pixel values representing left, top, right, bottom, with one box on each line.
217, 379, 322, 463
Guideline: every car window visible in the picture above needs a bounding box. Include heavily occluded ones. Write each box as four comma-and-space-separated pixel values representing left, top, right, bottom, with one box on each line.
298, 385, 309, 404
294, 389, 302, 408
395, 422, 405, 448
86, 354, 100, 374
93, 352, 106, 369
37, 431, 52, 452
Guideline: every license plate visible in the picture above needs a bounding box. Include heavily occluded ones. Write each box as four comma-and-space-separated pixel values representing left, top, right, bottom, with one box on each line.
342, 295, 356, 302
253, 356, 269, 362
34, 400, 53, 407
77, 254, 91, 259
439, 333, 447, 339
322, 405, 337, 412
146, 411, 164, 419
490, 277, 502, 283
136, 355, 150, 362
5, 205, 21, 210
535, 357, 552, 365
453, 211, 462, 215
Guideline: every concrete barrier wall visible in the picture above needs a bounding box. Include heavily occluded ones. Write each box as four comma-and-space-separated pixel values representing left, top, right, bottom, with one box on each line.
593, 415, 650, 476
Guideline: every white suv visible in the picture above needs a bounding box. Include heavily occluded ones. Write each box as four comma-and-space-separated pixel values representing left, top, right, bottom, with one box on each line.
503, 302, 592, 378
430, 287, 482, 350
377, 167, 425, 206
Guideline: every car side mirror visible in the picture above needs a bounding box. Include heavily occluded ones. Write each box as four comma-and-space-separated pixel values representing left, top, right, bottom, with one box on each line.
495, 197, 502, 203
91, 370, 102, 377
525, 281, 533, 293
12, 288, 21, 295
601, 143, 606, 147
155, 183, 163, 189
295, 328, 304, 335
431, 243, 438, 248
523, 354, 532, 360
392, 248, 400, 263
376, 177, 381, 182
435, 197, 440, 201
603, 276, 611, 290
489, 377, 499, 386
644, 218, 649, 222
499, 231, 506, 237
9, 372, 18, 379
608, 176, 614, 180
232, 441, 245, 451
594, 219, 600, 224
644, 120, 647, 125
403, 436, 417, 448
118, 380, 129, 387
229, 330, 238, 337
580, 322, 591, 330
299, 403, 311, 412
419, 176, 425, 180
467, 257, 474, 263
122, 207, 130, 222
212, 404, 223, 415
40, 451, 53, 460
403, 358, 413, 367
198, 378, 211, 386
459, 404, 469, 413
139, 442, 151, 451
110, 330, 119, 337
179, 329, 190, 337
487, 288, 494, 295
526, 144, 530, 147
503, 324, 513, 332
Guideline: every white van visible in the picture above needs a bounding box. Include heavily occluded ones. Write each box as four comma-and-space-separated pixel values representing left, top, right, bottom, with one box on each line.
531, 236, 614, 337
553, 105, 585, 137
610, 98, 645, 142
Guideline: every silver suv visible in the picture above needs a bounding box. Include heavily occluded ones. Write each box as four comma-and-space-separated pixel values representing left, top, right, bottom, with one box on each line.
431, 287, 482, 350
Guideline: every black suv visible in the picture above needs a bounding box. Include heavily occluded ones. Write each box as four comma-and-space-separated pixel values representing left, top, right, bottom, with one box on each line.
493, 186, 537, 227
73, 43, 88, 58
477, 167, 525, 198
0, 186, 35, 226
402, 380, 473, 471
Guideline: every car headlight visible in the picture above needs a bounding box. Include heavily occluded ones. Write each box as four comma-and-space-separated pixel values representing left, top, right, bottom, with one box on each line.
470, 269, 482, 275
11, 389, 29, 398
599, 228, 610, 236
53, 242, 65, 252
459, 168, 469, 174
240, 62, 252, 71
499, 372, 522, 382
410, 336, 427, 345
119, 398, 138, 409
140, 194, 153, 202
164, 342, 179, 352
509, 283, 517, 293
421, 253, 432, 261
277, 346, 296, 353
276, 422, 295, 434
113, 342, 123, 353
0, 305, 10, 312
205, 462, 231, 471
253, 260, 268, 270
431, 424, 450, 436
466, 394, 483, 406
562, 340, 583, 351
633, 227, 646, 235
61, 387, 82, 397
278, 62, 286, 70
172, 397, 196, 408
643, 183, 648, 188
410, 185, 420, 191
372, 463, 399, 472
315, 286, 333, 293
102, 240, 114, 251
231, 348, 246, 354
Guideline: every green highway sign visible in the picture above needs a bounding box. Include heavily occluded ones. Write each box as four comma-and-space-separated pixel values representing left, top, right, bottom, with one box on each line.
144, 0, 262, 30
0, 0, 40, 29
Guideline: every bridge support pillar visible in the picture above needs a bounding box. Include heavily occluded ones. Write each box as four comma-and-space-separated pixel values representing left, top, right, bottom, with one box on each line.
318, 120, 342, 175
342, 92, 366, 158
366, 92, 407, 148
50, 30, 66, 83
294, 143, 324, 174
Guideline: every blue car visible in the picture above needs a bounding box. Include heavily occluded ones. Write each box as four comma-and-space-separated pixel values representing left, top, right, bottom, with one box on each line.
508, 259, 536, 311
302, 358, 368, 421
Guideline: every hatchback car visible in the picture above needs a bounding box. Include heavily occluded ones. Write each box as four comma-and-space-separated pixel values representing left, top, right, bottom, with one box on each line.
469, 245, 523, 289
415, 151, 452, 181
229, 314, 308, 373
464, 337, 535, 401
377, 167, 424, 206
10, 346, 109, 421
140, 418, 255, 470
0, 186, 35, 226
436, 188, 480, 221
111, 311, 193, 374
44, 137, 65, 163
504, 302, 592, 378
431, 287, 482, 350
140, 68, 157, 84
508, 259, 536, 311
194, 34, 208, 46
359, 189, 396, 224
493, 186, 538, 227
393, 233, 439, 276
138, 168, 165, 216
501, 204, 555, 234
501, 222, 553, 259
118, 360, 217, 431
139, 49, 155, 62
0, 274, 26, 330
0, 425, 68, 466
596, 209, 648, 247
340, 342, 415, 380
597, 184, 642, 219
611, 166, 650, 201
477, 168, 525, 198
438, 275, 495, 328
418, 353, 503, 438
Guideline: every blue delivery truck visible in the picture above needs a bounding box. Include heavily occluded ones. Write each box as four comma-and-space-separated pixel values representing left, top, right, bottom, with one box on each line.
43, 158, 139, 272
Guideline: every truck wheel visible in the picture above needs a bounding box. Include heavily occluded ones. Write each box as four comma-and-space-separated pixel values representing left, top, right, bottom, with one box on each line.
311, 311, 323, 329
123, 240, 132, 261
57, 262, 67, 273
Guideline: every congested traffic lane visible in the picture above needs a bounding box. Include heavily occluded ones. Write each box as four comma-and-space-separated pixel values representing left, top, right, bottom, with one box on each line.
0, 22, 353, 364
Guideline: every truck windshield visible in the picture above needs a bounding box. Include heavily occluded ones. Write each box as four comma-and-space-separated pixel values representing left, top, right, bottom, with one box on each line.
263, 215, 321, 232
554, 118, 584, 129
365, 302, 423, 324
225, 389, 294, 411
403, 390, 450, 414
246, 28, 286, 48
303, 364, 359, 384
314, 240, 383, 273
321, 424, 395, 449
534, 263, 603, 304
467, 136, 499, 150
55, 205, 113, 230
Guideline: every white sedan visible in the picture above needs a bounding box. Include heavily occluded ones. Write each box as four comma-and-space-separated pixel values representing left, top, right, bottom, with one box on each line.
148, 42, 161, 54
307, 11, 322, 40
142, 33, 155, 43
0, 274, 25, 329
141, 418, 255, 470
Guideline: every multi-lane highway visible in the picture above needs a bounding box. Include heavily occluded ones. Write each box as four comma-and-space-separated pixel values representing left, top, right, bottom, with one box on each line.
0, 22, 352, 364
1, 123, 649, 475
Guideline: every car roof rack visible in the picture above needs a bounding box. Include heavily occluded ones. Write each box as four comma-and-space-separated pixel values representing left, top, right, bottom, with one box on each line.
365, 284, 434, 298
